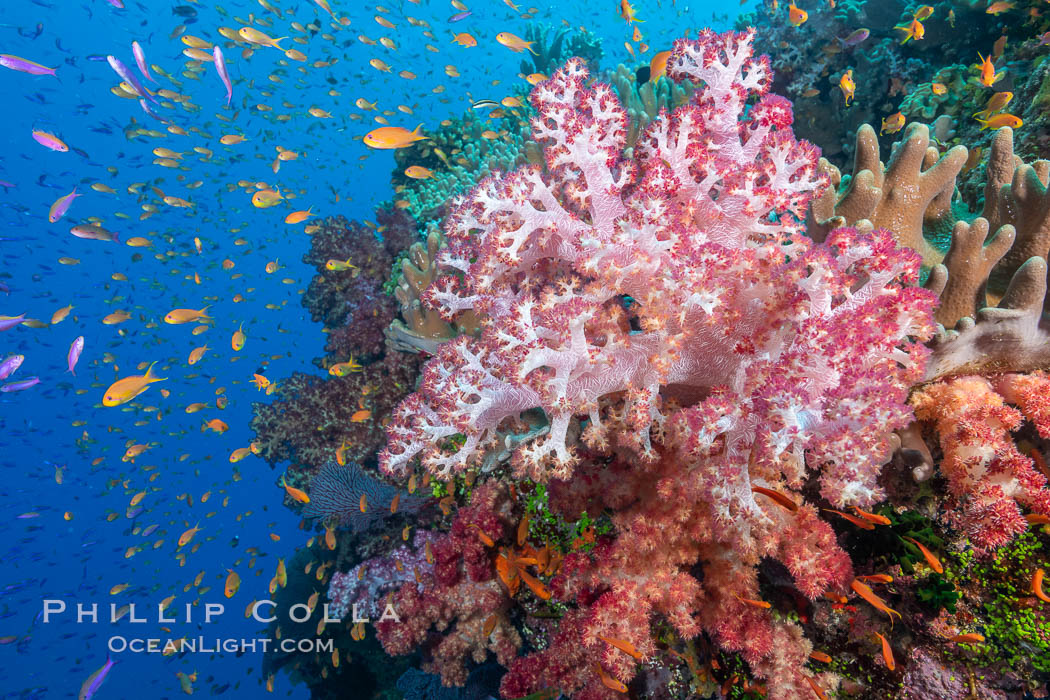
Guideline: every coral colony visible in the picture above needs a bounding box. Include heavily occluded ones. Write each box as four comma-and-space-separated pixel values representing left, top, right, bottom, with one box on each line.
252, 25, 1050, 700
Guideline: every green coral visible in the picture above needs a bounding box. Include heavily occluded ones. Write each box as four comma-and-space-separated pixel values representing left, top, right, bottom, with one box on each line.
945, 532, 1050, 673
523, 482, 611, 554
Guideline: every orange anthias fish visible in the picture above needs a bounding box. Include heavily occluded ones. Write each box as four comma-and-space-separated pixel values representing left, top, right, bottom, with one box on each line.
874, 631, 895, 671
594, 664, 627, 693
164, 306, 210, 324
986, 1, 1015, 15
103, 361, 166, 406
281, 477, 310, 504
649, 50, 672, 81
897, 18, 925, 43
496, 32, 538, 55
1034, 568, 1050, 603
839, 69, 855, 106
914, 5, 934, 20
599, 635, 644, 660
363, 124, 428, 149
851, 578, 902, 623
975, 113, 1022, 130
787, 3, 807, 26
977, 52, 1001, 87
881, 111, 905, 135
902, 536, 944, 573
751, 485, 798, 512
619, 0, 641, 23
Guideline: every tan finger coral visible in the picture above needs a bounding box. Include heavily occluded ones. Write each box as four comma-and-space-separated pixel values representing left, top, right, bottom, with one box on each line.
385, 229, 479, 355
808, 122, 968, 264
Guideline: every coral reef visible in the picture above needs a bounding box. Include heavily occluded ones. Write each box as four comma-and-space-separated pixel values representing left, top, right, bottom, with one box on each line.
377, 30, 940, 699
520, 23, 604, 76
303, 462, 429, 533
375, 482, 522, 687
250, 352, 421, 476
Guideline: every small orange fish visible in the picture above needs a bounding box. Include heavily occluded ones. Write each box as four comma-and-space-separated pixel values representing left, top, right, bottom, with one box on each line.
839, 69, 855, 107
594, 664, 627, 693
751, 485, 798, 512
1034, 568, 1050, 603
852, 506, 891, 526
359, 493, 368, 513
351, 409, 371, 422
496, 32, 538, 55
734, 594, 772, 609
948, 633, 985, 644
902, 536, 943, 574
649, 50, 671, 81
363, 124, 427, 149
874, 631, 895, 671
451, 32, 477, 47
599, 635, 643, 660
977, 52, 1000, 87
975, 113, 1022, 130
858, 573, 894, 584
282, 478, 310, 504
851, 578, 902, 624
897, 17, 925, 43
986, 1, 1015, 15
823, 508, 875, 530
931, 82, 948, 95
805, 675, 828, 700
880, 112, 905, 135
788, 2, 807, 26
809, 651, 832, 663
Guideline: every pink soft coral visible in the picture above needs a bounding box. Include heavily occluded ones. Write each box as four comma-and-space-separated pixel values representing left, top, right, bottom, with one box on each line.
379, 28, 937, 699
911, 372, 1050, 551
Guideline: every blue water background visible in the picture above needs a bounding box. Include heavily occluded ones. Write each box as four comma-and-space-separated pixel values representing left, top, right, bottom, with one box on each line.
0, 0, 746, 697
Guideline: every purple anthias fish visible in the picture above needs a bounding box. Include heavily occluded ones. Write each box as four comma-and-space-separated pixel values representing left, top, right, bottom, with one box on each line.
138, 98, 167, 123
79, 654, 115, 700
213, 46, 233, 107
131, 41, 155, 83
48, 188, 80, 223
1, 376, 39, 392
449, 10, 472, 21
67, 336, 84, 376
0, 315, 25, 332
0, 54, 56, 76
107, 0, 124, 7
0, 355, 23, 379
838, 28, 870, 48
106, 55, 158, 105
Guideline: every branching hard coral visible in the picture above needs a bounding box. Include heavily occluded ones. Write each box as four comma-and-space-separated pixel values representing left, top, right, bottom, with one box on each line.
378, 29, 938, 699
910, 374, 1050, 552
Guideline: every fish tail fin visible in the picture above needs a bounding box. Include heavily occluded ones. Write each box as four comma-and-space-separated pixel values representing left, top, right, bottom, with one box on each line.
527, 41, 539, 56
145, 361, 167, 382
273, 37, 288, 50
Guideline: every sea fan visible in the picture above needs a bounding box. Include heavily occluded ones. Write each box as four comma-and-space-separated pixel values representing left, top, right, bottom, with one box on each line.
302, 462, 427, 532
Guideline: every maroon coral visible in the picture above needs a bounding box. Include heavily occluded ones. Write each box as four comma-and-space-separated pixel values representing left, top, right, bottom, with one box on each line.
374, 482, 520, 686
